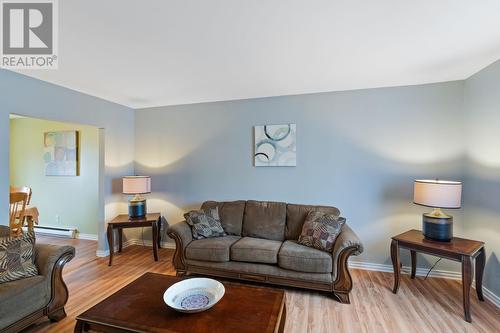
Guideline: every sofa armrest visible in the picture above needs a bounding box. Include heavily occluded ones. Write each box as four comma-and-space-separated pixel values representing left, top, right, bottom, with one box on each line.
332, 224, 363, 261
331, 224, 363, 303
35, 244, 75, 315
167, 221, 193, 272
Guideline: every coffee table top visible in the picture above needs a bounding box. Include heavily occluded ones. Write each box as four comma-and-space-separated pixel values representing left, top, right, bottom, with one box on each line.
76, 273, 285, 333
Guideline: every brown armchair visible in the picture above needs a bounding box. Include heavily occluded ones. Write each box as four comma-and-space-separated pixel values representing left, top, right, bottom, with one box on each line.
0, 226, 75, 332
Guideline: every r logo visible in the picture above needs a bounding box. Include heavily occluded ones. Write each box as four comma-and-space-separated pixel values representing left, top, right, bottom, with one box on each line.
2, 2, 53, 54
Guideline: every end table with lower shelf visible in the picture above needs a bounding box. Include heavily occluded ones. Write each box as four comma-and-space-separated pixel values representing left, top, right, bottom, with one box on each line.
390, 229, 485, 323
107, 213, 162, 266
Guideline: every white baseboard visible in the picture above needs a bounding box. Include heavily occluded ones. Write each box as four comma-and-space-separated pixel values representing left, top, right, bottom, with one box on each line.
129, 238, 176, 249
349, 260, 499, 308
348, 260, 462, 280
95, 238, 175, 257
76, 233, 98, 241
95, 250, 108, 257
483, 288, 500, 309
96, 239, 135, 257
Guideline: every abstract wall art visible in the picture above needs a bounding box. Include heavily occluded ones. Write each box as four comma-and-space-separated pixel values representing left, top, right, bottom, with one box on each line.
43, 130, 79, 176
254, 124, 296, 167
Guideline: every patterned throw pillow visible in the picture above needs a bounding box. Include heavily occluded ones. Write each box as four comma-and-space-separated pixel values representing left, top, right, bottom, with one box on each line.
298, 211, 346, 252
0, 232, 38, 284
184, 207, 227, 240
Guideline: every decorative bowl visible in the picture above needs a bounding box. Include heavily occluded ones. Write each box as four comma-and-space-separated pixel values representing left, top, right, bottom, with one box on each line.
163, 278, 225, 313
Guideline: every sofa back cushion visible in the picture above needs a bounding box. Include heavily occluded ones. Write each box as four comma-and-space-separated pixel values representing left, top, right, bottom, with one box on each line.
286, 204, 340, 240
184, 207, 226, 240
242, 200, 286, 241
201, 200, 246, 236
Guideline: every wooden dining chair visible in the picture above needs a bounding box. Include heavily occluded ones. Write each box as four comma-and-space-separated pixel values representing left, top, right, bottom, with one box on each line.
9, 192, 28, 237
10, 185, 32, 205
10, 185, 36, 231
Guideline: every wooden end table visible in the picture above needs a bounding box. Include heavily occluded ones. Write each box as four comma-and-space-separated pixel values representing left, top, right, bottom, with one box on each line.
74, 273, 286, 333
107, 213, 162, 266
391, 229, 485, 323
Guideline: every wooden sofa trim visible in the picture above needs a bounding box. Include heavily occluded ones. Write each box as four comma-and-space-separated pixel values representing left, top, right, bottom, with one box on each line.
167, 230, 187, 271
183, 264, 333, 292
46, 250, 75, 320
332, 245, 362, 304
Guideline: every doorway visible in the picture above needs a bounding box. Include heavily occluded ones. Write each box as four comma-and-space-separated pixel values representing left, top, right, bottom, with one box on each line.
9, 114, 103, 245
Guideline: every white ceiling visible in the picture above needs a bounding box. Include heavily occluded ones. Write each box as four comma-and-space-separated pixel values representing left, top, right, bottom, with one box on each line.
14, 0, 500, 109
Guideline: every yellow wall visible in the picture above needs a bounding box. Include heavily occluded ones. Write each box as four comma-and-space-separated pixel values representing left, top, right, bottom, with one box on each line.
10, 117, 100, 235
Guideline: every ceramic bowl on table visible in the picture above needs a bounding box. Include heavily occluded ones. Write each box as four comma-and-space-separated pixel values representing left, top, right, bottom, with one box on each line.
163, 278, 225, 313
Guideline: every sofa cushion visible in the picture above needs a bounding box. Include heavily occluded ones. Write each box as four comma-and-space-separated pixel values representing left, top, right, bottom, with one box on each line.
186, 259, 333, 284
184, 207, 226, 240
185, 236, 241, 262
286, 204, 340, 240
231, 237, 282, 264
0, 275, 49, 329
298, 212, 346, 252
0, 232, 38, 284
201, 201, 246, 236
242, 201, 286, 241
278, 240, 332, 273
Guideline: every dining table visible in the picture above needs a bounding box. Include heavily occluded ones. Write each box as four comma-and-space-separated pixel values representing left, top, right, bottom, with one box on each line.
16, 205, 39, 232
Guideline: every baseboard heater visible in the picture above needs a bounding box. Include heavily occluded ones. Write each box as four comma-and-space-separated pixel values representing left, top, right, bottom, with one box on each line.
32, 225, 77, 238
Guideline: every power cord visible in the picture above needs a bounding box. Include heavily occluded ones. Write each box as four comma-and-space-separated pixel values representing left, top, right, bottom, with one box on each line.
425, 257, 443, 280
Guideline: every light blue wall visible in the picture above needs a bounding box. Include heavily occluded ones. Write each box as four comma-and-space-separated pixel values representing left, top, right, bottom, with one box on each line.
463, 59, 500, 296
0, 112, 8, 226
0, 70, 135, 251
135, 81, 465, 273
3, 65, 497, 296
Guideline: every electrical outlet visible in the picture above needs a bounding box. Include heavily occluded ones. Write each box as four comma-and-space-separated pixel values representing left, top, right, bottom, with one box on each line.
55, 215, 60, 225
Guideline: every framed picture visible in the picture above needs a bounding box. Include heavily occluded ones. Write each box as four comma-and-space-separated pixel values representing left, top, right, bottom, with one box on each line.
254, 124, 296, 167
43, 130, 79, 176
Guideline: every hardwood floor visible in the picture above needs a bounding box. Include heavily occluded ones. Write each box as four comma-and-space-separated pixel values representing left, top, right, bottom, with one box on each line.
24, 236, 499, 333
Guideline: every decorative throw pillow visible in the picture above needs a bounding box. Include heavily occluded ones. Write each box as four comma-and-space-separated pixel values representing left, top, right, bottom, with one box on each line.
0, 232, 38, 284
298, 211, 346, 252
184, 207, 227, 240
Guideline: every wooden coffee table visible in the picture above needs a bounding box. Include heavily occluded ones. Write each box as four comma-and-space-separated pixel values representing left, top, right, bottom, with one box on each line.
74, 273, 286, 333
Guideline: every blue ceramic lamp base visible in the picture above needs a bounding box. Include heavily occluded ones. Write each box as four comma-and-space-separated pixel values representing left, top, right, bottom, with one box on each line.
129, 200, 147, 218
422, 213, 453, 242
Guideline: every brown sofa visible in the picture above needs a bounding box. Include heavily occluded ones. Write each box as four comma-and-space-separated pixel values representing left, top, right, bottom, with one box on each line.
0, 226, 75, 333
167, 200, 363, 303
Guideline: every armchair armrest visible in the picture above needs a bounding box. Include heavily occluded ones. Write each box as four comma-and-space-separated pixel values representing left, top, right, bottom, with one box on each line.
35, 244, 75, 277
0, 225, 9, 237
167, 221, 193, 273
35, 244, 75, 317
331, 223, 363, 303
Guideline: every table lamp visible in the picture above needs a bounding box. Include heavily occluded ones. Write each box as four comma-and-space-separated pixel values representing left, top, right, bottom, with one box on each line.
413, 179, 462, 242
122, 176, 151, 218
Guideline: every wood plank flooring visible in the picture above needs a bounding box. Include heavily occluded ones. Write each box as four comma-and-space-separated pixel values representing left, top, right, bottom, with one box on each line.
24, 236, 499, 333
